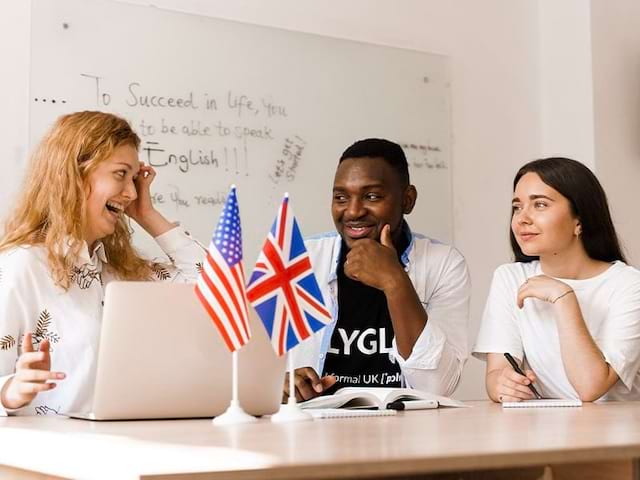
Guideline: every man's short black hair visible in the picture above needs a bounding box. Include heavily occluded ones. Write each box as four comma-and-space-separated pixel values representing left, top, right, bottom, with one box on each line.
339, 138, 410, 186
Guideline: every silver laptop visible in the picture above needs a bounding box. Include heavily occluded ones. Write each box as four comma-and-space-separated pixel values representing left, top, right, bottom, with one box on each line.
69, 282, 286, 420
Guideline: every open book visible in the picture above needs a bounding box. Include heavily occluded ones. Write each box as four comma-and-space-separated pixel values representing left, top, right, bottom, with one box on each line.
299, 387, 468, 410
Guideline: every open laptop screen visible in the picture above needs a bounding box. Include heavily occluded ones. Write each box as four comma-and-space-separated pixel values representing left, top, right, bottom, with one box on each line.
71, 282, 285, 420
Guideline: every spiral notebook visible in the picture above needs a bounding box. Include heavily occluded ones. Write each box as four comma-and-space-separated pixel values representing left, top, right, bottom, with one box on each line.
308, 408, 398, 419
502, 399, 583, 408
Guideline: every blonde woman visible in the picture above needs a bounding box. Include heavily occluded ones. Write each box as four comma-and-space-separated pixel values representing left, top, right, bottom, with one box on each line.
0, 111, 204, 415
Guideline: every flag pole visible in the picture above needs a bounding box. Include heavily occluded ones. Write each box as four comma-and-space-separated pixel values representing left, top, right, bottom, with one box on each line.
213, 350, 257, 425
289, 354, 295, 403
245, 191, 328, 423
271, 348, 313, 423
202, 185, 255, 426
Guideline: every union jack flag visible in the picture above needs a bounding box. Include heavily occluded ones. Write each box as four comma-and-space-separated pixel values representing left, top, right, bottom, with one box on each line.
247, 195, 332, 356
195, 186, 251, 352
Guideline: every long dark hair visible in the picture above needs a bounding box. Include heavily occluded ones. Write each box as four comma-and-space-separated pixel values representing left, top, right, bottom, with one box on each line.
510, 157, 626, 263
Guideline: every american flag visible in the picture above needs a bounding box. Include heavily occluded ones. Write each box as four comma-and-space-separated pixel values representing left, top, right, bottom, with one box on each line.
195, 186, 251, 352
247, 195, 332, 356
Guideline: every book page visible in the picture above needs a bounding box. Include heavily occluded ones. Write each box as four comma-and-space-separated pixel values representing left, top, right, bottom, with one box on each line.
329, 387, 468, 408
389, 389, 468, 408
299, 390, 381, 409
300, 387, 469, 410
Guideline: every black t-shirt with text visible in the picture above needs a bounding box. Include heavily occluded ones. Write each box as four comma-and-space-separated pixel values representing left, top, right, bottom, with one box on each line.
322, 232, 410, 389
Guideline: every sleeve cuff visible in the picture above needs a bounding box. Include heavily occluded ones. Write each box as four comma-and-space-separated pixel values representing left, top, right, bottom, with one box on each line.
154, 227, 198, 257
472, 342, 525, 364
392, 320, 447, 370
601, 347, 635, 391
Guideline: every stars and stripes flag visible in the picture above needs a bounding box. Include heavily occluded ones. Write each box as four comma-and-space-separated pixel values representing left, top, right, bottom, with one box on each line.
247, 194, 333, 356
195, 186, 251, 352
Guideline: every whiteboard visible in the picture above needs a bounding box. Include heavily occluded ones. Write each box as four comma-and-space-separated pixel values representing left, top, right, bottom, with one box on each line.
29, 0, 452, 261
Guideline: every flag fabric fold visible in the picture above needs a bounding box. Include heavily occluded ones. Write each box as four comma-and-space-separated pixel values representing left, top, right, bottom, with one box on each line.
195, 186, 251, 352
247, 195, 332, 356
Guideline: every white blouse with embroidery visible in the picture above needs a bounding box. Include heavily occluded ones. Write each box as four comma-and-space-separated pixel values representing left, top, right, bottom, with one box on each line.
0, 227, 205, 416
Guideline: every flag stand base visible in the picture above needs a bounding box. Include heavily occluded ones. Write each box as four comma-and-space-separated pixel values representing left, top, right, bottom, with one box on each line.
270, 400, 313, 423
271, 353, 313, 422
212, 401, 257, 426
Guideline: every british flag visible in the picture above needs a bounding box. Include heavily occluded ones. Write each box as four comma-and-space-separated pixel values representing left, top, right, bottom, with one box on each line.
247, 195, 333, 356
195, 186, 251, 352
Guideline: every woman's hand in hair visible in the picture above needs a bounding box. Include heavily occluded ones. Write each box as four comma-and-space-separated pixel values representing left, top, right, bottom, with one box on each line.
125, 162, 157, 224
517, 275, 574, 309
126, 163, 174, 237
0, 333, 65, 410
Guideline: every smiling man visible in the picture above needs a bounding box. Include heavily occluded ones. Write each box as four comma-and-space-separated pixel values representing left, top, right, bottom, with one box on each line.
287, 138, 471, 401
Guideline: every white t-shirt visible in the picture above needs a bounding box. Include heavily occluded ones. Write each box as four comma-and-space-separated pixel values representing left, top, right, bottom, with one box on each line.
0, 228, 204, 416
473, 261, 640, 401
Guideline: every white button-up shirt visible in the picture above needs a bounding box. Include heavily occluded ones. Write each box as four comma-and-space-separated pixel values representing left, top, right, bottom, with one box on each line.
0, 228, 205, 416
293, 224, 471, 396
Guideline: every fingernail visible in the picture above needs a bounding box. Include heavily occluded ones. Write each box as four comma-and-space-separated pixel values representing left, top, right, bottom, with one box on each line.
49, 383, 56, 389
56, 373, 66, 379
314, 384, 323, 393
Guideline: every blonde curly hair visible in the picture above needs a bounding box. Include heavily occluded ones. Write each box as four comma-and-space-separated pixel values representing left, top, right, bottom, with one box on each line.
0, 111, 153, 289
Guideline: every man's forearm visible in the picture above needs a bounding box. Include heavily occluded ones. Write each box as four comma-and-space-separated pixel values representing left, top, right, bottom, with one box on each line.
385, 272, 428, 359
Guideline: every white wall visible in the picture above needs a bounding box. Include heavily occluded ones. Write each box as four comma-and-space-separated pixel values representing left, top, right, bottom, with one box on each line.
591, 0, 640, 266
538, 0, 595, 167
0, 2, 30, 211
2, 0, 549, 399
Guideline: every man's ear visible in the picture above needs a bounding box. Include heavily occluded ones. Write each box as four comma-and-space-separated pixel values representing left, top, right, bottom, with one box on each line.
403, 185, 417, 214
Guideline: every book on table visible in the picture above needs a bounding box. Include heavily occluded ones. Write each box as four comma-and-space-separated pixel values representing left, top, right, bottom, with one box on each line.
299, 387, 468, 410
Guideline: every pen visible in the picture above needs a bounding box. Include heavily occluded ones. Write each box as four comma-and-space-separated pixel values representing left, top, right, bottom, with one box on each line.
386, 399, 438, 411
504, 352, 543, 399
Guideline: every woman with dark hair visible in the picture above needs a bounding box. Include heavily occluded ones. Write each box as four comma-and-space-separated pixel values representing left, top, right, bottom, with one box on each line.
473, 157, 640, 402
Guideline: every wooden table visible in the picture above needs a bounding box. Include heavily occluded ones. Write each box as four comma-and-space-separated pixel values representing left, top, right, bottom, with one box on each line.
1, 401, 640, 479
